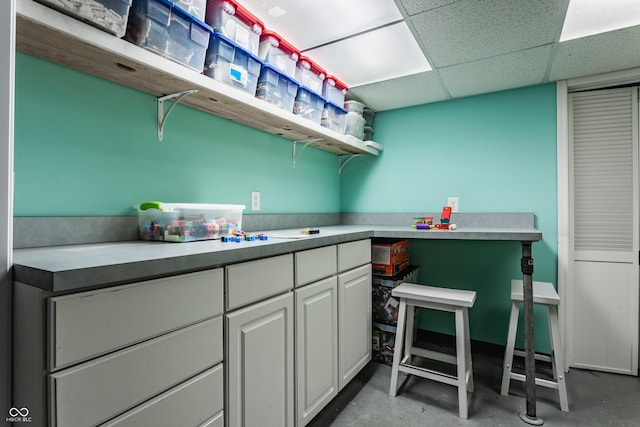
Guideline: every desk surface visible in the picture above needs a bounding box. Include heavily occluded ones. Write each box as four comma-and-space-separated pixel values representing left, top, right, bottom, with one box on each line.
12, 224, 542, 293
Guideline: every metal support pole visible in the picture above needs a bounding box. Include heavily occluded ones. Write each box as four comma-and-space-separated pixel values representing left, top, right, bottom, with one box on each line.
519, 242, 543, 425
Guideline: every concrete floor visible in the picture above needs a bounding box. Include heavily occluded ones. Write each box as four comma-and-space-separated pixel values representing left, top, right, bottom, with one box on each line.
309, 344, 640, 427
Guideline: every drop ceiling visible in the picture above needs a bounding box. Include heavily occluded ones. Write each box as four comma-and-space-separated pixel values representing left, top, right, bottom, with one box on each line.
239, 0, 640, 111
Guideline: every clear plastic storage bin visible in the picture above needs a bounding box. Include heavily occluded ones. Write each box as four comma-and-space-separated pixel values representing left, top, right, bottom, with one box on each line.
295, 56, 325, 94
322, 75, 348, 106
321, 101, 347, 134
204, 32, 262, 96
294, 86, 326, 124
258, 31, 299, 80
344, 100, 365, 115
169, 0, 206, 20
345, 112, 366, 140
205, 0, 263, 55
36, 0, 133, 37
136, 202, 245, 242
125, 0, 211, 72
256, 63, 300, 112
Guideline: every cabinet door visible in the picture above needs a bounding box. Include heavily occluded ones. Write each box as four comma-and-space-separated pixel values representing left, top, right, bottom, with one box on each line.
295, 277, 338, 426
226, 292, 294, 427
338, 264, 372, 390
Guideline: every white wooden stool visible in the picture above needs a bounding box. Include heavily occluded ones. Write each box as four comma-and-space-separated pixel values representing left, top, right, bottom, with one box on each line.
389, 283, 477, 419
500, 279, 569, 412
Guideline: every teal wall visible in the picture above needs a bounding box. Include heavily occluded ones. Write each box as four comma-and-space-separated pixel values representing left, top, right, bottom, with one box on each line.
341, 85, 558, 350
15, 53, 559, 350
14, 53, 340, 216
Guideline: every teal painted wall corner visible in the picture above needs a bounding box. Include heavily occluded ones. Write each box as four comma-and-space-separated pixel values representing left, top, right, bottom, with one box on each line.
342, 84, 558, 350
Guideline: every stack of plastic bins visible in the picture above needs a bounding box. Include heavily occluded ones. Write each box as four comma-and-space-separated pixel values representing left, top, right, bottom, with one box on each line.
321, 101, 347, 134
169, 0, 206, 19
204, 32, 262, 96
294, 86, 326, 125
322, 75, 348, 106
258, 31, 300, 80
205, 0, 263, 55
256, 64, 300, 112
36, 0, 133, 37
363, 106, 375, 141
125, 0, 212, 72
344, 100, 366, 140
295, 56, 326, 94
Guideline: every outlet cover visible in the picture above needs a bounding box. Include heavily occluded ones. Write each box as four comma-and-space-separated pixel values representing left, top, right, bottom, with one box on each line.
251, 191, 260, 211
447, 197, 459, 213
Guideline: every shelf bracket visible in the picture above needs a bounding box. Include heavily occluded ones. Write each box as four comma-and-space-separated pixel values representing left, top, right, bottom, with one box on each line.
157, 90, 198, 141
338, 154, 362, 174
292, 138, 323, 167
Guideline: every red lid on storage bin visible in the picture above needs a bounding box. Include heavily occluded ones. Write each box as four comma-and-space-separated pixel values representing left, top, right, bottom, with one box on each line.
231, 0, 264, 33
325, 75, 349, 91
298, 55, 326, 79
261, 30, 300, 59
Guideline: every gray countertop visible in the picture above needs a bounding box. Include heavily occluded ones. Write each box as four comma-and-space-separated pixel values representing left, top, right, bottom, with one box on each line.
12, 224, 542, 293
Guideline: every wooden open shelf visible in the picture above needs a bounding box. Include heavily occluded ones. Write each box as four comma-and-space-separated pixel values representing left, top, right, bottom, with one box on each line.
16, 0, 379, 157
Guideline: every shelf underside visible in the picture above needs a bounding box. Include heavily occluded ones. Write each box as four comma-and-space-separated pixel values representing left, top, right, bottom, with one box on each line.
16, 2, 377, 156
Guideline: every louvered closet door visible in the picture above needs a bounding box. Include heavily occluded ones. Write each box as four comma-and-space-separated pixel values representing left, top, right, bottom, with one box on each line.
568, 87, 639, 375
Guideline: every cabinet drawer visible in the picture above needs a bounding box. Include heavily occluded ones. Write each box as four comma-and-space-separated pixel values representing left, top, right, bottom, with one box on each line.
226, 254, 294, 310
295, 245, 337, 287
337, 240, 371, 272
50, 269, 223, 369
50, 316, 222, 427
100, 363, 223, 427
202, 411, 224, 427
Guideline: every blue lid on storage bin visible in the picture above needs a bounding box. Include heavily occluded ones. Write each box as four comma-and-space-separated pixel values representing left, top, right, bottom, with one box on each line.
256, 63, 300, 112
126, 0, 213, 71
294, 85, 326, 124
205, 31, 263, 95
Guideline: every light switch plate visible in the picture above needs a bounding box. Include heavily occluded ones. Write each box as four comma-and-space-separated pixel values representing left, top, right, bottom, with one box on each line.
447, 197, 459, 213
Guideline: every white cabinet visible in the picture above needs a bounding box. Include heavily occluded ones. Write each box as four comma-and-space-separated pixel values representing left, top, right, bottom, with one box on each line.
226, 292, 295, 427
338, 262, 372, 390
295, 276, 339, 426
13, 268, 225, 427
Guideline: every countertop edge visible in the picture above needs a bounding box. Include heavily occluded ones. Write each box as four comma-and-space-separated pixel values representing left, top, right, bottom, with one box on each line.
13, 225, 542, 293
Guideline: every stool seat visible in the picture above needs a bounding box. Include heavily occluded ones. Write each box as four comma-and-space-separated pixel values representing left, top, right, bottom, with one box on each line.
510, 280, 560, 305
392, 283, 476, 308
389, 282, 476, 419
501, 279, 569, 412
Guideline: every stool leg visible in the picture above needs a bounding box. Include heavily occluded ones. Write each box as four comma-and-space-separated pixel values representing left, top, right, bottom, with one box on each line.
455, 308, 469, 419
548, 305, 569, 412
390, 298, 407, 397
501, 300, 520, 396
463, 307, 474, 392
404, 304, 416, 362
546, 306, 558, 380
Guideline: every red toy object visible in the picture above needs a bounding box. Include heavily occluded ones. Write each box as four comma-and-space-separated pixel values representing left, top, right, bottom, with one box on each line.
440, 206, 452, 224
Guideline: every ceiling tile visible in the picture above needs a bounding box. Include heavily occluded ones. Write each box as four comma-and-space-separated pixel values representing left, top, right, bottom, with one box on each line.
304, 22, 431, 88
238, 0, 402, 50
398, 0, 459, 16
549, 26, 640, 81
349, 72, 448, 112
410, 0, 569, 67
438, 45, 553, 98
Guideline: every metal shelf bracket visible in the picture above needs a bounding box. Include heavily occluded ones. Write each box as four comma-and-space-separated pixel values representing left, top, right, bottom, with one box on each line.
157, 89, 198, 141
292, 138, 323, 167
338, 154, 362, 174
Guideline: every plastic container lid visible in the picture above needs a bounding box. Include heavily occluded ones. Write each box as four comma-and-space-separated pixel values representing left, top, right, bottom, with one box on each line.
261, 30, 300, 60
229, 0, 264, 34
137, 201, 246, 212
297, 55, 326, 80
344, 100, 365, 115
325, 75, 348, 91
